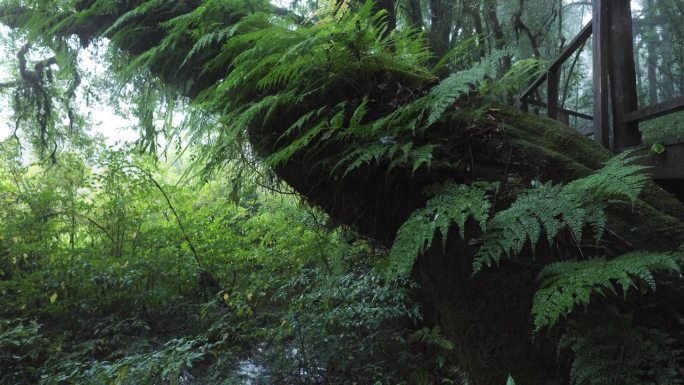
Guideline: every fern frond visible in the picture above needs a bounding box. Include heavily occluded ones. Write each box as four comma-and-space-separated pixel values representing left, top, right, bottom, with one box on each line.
560, 312, 683, 385
532, 251, 682, 332
423, 57, 498, 127
431, 34, 482, 74
387, 182, 492, 278
102, 0, 167, 37
486, 57, 546, 96
349, 97, 369, 127
473, 153, 650, 273
182, 27, 235, 68
563, 151, 650, 204
334, 143, 390, 176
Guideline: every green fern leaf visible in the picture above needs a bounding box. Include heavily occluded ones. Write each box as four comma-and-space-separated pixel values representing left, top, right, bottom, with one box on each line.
387, 182, 492, 278
532, 251, 682, 332
473, 152, 650, 273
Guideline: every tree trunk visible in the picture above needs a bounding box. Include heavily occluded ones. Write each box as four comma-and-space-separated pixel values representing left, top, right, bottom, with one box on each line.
402, 0, 423, 28
485, 1, 512, 74
428, 0, 454, 60
646, 0, 660, 105
259, 100, 684, 385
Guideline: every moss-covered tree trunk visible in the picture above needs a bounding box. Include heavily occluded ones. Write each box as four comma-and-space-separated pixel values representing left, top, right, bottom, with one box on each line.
2, 2, 684, 384
259, 102, 684, 384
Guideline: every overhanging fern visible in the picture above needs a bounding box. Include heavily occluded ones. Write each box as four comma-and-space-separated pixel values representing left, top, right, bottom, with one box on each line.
532, 251, 682, 332
423, 49, 508, 127
473, 152, 650, 273
387, 182, 492, 278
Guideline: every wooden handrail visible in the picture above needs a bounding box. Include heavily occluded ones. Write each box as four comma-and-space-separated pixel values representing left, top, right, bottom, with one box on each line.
525, 99, 594, 120
622, 95, 684, 123
519, 20, 593, 101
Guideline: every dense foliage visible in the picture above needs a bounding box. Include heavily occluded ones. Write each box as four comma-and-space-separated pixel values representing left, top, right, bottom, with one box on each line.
0, 0, 683, 384
0, 142, 457, 384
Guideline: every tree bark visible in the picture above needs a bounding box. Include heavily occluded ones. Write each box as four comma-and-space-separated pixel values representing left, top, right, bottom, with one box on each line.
402, 0, 423, 28
428, 0, 454, 60
646, 0, 660, 105
484, 1, 513, 75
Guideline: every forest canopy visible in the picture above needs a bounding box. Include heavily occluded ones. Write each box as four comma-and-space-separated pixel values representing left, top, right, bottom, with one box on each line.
1, 1, 684, 384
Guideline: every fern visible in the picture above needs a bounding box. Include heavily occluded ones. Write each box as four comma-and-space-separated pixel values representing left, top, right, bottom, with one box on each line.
431, 34, 482, 74
532, 251, 682, 332
331, 47, 510, 176
559, 312, 683, 385
484, 57, 546, 96
265, 103, 345, 167
562, 152, 649, 204
101, 0, 167, 37
423, 50, 505, 127
333, 140, 439, 176
387, 182, 492, 278
473, 152, 650, 273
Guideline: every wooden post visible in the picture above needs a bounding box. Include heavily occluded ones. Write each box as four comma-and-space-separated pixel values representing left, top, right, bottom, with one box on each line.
592, 0, 610, 147
547, 67, 560, 120
608, 0, 641, 150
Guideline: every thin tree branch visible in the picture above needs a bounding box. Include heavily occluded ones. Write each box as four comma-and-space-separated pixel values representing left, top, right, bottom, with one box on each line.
126, 165, 203, 267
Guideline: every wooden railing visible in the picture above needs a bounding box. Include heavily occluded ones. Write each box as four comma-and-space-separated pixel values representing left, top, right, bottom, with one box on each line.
518, 20, 593, 124
517, 0, 684, 179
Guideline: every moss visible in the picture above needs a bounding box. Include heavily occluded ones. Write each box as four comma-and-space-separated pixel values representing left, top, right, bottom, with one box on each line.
502, 111, 609, 169
606, 201, 684, 251
506, 137, 591, 180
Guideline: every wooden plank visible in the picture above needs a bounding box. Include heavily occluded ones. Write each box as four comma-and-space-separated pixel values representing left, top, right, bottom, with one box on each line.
622, 95, 684, 123
608, 0, 640, 150
633, 141, 684, 179
592, 0, 610, 148
518, 20, 593, 101
547, 67, 560, 119
525, 99, 594, 120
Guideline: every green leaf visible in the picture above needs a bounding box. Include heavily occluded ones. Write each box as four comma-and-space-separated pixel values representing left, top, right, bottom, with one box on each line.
387, 182, 492, 277
473, 152, 649, 273
532, 251, 681, 332
650, 142, 666, 154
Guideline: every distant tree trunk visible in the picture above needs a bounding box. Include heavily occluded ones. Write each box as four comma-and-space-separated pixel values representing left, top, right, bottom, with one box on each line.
635, 39, 644, 104
463, 2, 486, 59
655, 0, 676, 100
646, 0, 659, 104
511, 0, 542, 58
484, 0, 512, 73
402, 0, 423, 28
428, 0, 454, 59
556, 0, 565, 53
